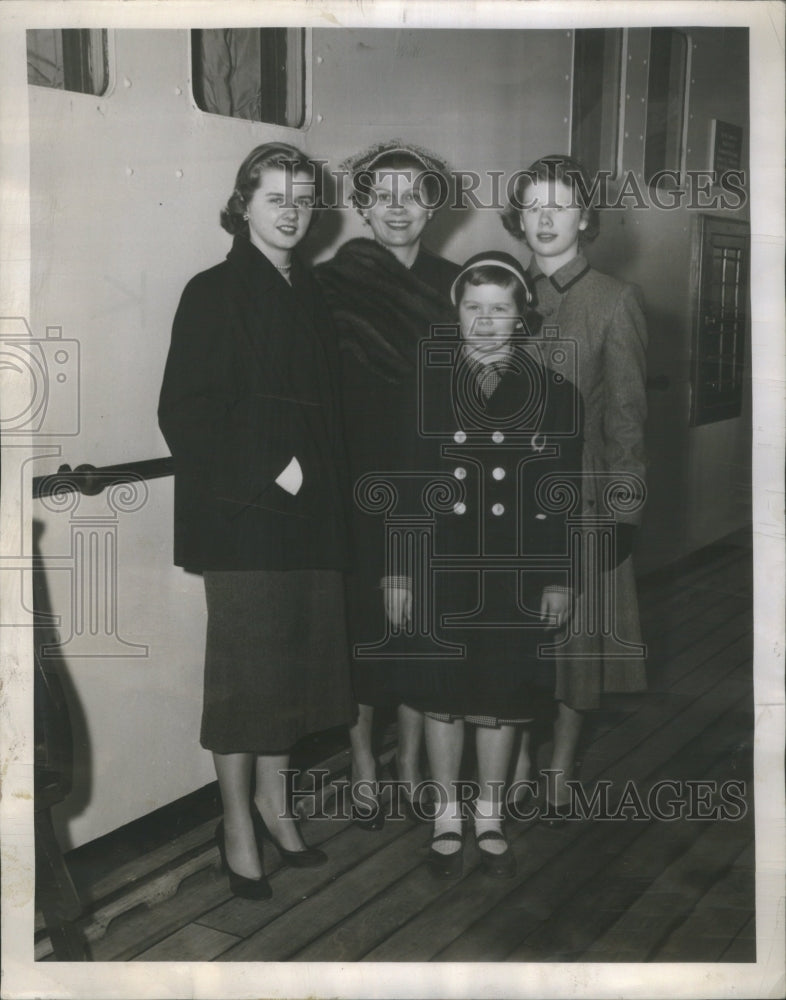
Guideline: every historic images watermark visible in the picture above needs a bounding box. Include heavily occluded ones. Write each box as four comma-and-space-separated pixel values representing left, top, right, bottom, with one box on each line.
288, 773, 749, 824
285, 165, 748, 212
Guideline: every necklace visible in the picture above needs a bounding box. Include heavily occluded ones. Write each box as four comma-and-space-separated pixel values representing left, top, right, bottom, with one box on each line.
274, 262, 292, 272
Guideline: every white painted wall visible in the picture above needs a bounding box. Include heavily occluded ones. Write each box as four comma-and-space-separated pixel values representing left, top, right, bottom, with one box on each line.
30, 26, 750, 846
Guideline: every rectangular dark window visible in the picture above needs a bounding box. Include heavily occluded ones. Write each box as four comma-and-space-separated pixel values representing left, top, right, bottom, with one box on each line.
191, 28, 307, 128
27, 29, 109, 96
690, 216, 750, 425
645, 28, 689, 185
572, 29, 623, 179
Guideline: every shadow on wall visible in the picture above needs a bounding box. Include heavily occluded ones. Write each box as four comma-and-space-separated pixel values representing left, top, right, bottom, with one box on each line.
33, 518, 91, 852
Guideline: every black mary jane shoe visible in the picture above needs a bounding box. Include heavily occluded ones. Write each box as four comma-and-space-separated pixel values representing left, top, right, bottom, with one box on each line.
426, 831, 464, 880
476, 830, 517, 879
253, 807, 328, 868
215, 821, 272, 900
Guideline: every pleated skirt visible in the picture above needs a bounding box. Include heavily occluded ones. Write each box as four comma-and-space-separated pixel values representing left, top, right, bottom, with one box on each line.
200, 569, 355, 754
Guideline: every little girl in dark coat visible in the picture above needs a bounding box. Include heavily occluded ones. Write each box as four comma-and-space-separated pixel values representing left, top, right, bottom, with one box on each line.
413, 252, 583, 879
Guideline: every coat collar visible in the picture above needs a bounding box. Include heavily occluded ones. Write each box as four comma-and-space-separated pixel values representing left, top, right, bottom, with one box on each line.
529, 253, 590, 293
226, 233, 304, 291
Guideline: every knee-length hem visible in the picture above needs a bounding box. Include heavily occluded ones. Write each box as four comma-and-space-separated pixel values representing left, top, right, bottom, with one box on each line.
200, 570, 355, 755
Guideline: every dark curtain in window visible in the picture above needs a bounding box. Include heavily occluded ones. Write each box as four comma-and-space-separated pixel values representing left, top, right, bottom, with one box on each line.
192, 28, 291, 124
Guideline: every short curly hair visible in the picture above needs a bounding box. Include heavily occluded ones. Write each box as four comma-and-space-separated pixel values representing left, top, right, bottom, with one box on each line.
453, 265, 535, 317
220, 142, 324, 236
501, 154, 600, 245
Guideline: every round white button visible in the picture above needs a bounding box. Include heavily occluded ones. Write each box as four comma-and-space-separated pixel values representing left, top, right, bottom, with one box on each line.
454, 502, 466, 515
454, 430, 467, 444
454, 467, 467, 480
492, 430, 505, 444
492, 503, 505, 516
492, 467, 506, 480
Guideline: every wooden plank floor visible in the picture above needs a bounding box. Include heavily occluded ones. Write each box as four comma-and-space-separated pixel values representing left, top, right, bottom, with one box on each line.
37, 535, 755, 963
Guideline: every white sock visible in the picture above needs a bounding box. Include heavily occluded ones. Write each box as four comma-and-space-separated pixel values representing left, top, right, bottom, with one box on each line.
474, 796, 506, 853
432, 803, 463, 855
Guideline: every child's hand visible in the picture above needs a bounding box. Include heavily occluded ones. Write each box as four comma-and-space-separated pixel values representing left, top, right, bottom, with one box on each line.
383, 585, 413, 629
540, 589, 571, 630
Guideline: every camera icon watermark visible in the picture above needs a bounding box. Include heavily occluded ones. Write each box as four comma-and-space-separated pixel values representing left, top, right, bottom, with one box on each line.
0, 316, 80, 435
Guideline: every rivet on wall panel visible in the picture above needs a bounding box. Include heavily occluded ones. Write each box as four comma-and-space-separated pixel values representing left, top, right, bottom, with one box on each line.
563, 117, 568, 123
564, 74, 569, 80
174, 87, 182, 96
624, 132, 629, 139
175, 170, 184, 179
123, 77, 132, 88
316, 55, 324, 64
317, 114, 324, 123
125, 167, 134, 176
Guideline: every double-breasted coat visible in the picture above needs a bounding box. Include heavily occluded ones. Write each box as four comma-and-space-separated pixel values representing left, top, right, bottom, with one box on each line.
528, 254, 648, 710
410, 343, 585, 720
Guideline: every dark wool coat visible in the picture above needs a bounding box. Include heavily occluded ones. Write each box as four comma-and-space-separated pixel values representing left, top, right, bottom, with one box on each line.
158, 235, 350, 572
412, 345, 585, 719
528, 254, 648, 709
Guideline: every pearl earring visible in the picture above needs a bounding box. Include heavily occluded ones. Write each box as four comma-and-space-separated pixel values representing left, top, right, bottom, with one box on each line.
243, 213, 249, 221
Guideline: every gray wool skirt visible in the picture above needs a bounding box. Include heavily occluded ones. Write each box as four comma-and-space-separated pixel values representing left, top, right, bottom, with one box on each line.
200, 569, 354, 754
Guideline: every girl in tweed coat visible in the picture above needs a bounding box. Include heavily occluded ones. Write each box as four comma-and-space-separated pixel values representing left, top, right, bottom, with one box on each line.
501, 154, 648, 821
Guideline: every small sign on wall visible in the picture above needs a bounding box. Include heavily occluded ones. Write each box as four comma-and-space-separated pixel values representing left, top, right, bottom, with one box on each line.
709, 118, 744, 175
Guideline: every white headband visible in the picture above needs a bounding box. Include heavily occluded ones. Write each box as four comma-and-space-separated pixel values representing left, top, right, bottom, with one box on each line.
450, 258, 533, 306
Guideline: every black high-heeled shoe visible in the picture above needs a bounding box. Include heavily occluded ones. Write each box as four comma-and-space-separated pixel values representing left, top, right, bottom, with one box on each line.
253, 807, 328, 868
350, 777, 385, 832
215, 821, 272, 900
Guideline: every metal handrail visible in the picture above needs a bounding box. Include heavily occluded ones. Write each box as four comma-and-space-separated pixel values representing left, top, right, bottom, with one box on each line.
32, 457, 173, 499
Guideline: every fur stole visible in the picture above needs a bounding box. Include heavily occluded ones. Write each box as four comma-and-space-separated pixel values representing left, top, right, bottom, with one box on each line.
315, 238, 456, 382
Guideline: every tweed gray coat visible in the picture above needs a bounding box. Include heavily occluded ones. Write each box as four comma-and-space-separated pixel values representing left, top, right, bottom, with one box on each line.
528, 254, 648, 710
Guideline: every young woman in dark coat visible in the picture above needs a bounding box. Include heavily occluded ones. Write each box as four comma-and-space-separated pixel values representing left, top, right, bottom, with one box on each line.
158, 143, 354, 899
